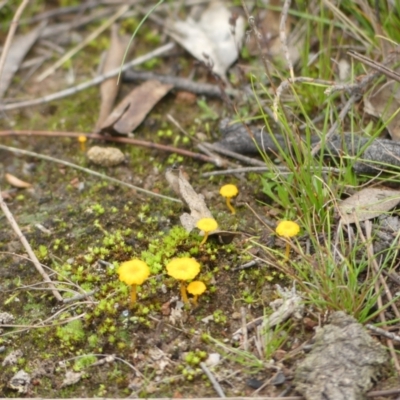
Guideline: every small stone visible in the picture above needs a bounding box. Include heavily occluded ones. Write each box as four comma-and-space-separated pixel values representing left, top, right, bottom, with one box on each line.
8, 370, 31, 393
0, 312, 14, 325
205, 353, 221, 367
231, 312, 241, 320
87, 146, 125, 167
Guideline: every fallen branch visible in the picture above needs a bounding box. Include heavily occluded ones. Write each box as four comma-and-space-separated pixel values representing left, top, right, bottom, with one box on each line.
0, 42, 175, 111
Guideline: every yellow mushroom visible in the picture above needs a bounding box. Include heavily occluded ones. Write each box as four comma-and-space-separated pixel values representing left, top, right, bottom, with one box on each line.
196, 218, 218, 246
219, 184, 239, 214
187, 281, 206, 306
117, 259, 150, 306
275, 221, 300, 260
78, 135, 87, 152
166, 257, 200, 303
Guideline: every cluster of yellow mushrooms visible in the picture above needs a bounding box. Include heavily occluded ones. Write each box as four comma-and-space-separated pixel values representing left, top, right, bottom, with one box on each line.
117, 183, 301, 308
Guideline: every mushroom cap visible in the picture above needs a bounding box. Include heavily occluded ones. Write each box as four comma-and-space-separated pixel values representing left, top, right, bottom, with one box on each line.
118, 259, 150, 285
166, 257, 200, 281
219, 184, 239, 198
276, 221, 300, 238
196, 217, 218, 233
187, 280, 206, 296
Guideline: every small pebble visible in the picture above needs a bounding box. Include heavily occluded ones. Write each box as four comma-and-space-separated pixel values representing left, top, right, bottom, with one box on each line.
87, 146, 125, 167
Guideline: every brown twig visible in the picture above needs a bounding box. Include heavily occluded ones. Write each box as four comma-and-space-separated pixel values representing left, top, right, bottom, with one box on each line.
348, 50, 400, 83
0, 130, 219, 165
199, 142, 265, 166
123, 70, 233, 97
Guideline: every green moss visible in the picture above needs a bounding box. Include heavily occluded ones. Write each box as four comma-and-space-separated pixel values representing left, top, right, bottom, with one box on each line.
56, 320, 85, 346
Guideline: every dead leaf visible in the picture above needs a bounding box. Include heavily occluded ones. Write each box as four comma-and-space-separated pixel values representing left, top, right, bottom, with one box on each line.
99, 80, 172, 134
166, 167, 214, 232
338, 187, 400, 224
60, 371, 84, 388
0, 21, 46, 97
166, 1, 245, 80
95, 25, 129, 130
364, 80, 400, 140
5, 173, 32, 189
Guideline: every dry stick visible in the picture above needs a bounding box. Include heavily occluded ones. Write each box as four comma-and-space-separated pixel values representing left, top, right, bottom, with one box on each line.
37, 4, 130, 82
199, 142, 266, 167
0, 130, 217, 165
280, 0, 294, 79
0, 195, 63, 301
362, 220, 400, 375
0, 0, 62, 303
124, 70, 231, 97
0, 144, 181, 203
201, 165, 343, 177
0, 42, 175, 111
367, 324, 400, 343
199, 363, 226, 398
348, 50, 400, 83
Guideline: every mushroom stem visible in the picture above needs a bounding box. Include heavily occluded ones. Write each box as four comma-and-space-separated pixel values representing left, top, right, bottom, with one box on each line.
192, 295, 199, 306
180, 281, 189, 303
225, 197, 235, 214
130, 284, 137, 306
284, 243, 290, 260
199, 232, 209, 246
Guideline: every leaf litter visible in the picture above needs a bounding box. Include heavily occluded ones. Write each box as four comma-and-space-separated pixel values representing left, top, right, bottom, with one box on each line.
2, 1, 400, 398
165, 1, 245, 81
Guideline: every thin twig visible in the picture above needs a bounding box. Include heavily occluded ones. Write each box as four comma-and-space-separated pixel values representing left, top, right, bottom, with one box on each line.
280, 0, 294, 79
348, 50, 400, 83
124, 70, 233, 97
201, 165, 342, 177
36, 5, 130, 82
0, 130, 218, 165
0, 193, 63, 301
199, 142, 265, 166
367, 324, 400, 343
0, 144, 181, 203
240, 306, 248, 352
0, 42, 175, 111
199, 362, 226, 398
